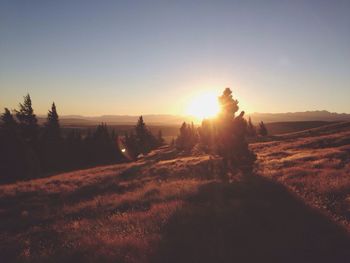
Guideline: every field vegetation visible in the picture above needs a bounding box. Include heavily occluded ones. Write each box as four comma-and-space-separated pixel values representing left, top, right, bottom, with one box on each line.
1, 122, 350, 262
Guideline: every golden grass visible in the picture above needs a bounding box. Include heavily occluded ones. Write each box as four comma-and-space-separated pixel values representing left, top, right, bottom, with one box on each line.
1, 122, 350, 262
252, 123, 350, 228
0, 148, 220, 263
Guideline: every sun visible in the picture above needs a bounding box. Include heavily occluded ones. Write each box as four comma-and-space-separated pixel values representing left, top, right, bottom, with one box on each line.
186, 91, 220, 120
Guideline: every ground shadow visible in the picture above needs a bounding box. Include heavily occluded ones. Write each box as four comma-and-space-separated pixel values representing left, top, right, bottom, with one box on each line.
153, 175, 350, 263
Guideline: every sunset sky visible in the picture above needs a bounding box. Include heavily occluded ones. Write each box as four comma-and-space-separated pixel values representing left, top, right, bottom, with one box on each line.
1, 0, 350, 116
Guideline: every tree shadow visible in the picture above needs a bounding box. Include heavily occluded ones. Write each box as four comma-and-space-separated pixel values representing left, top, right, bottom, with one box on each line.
153, 175, 350, 263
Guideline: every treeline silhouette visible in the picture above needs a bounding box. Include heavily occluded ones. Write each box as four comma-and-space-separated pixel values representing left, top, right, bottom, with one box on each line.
0, 95, 163, 183
175, 88, 268, 171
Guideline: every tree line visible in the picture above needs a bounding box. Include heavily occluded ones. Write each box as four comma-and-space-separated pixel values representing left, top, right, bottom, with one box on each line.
0, 94, 163, 183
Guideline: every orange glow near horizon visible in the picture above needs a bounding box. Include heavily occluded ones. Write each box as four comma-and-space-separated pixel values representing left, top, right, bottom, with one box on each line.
186, 91, 220, 121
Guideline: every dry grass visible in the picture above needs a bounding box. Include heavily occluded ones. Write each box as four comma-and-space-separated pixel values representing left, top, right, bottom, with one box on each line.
1, 123, 350, 262
0, 148, 220, 263
252, 121, 350, 227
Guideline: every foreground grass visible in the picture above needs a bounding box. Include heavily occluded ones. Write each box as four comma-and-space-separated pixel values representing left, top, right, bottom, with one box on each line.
252, 121, 350, 228
0, 149, 221, 263
1, 122, 350, 262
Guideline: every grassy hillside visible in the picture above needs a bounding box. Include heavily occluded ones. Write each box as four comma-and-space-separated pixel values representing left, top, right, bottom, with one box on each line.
264, 121, 337, 135
252, 121, 350, 227
1, 123, 350, 262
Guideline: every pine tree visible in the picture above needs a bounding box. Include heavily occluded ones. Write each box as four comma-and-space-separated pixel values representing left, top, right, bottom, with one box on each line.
247, 117, 256, 137
64, 129, 84, 169
135, 116, 148, 154
91, 123, 113, 163
1, 107, 40, 181
198, 118, 216, 152
258, 121, 268, 136
134, 116, 157, 154
175, 122, 198, 151
176, 122, 188, 150
209, 88, 256, 171
124, 131, 138, 159
44, 102, 61, 140
16, 94, 38, 145
1, 108, 17, 133
218, 87, 239, 118
39, 102, 64, 172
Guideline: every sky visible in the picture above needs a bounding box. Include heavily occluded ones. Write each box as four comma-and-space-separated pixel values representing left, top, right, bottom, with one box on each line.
1, 0, 350, 116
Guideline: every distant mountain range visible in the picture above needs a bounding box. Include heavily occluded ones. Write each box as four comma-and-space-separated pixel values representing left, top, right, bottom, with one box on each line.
37, 110, 350, 126
37, 114, 196, 126
248, 110, 350, 123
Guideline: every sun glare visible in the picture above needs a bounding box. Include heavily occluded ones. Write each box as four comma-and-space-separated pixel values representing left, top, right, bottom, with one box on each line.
186, 92, 220, 120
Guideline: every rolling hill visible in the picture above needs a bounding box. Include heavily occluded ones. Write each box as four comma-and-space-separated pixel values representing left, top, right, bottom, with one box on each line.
0, 122, 350, 262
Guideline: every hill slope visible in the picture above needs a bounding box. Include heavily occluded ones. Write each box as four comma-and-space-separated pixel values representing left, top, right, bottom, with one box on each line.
1, 123, 350, 262
252, 121, 350, 227
249, 110, 350, 123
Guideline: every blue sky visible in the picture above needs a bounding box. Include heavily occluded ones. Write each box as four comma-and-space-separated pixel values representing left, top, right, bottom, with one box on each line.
1, 0, 350, 115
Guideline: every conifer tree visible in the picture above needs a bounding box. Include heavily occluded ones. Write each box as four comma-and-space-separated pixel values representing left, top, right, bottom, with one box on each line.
175, 122, 198, 151
135, 116, 157, 154
207, 88, 256, 171
16, 94, 38, 145
135, 116, 148, 153
0, 109, 21, 181
45, 102, 61, 140
1, 108, 17, 133
247, 117, 256, 137
176, 122, 188, 150
64, 129, 84, 168
40, 102, 62, 172
258, 121, 268, 136
218, 87, 239, 118
124, 131, 138, 159
1, 107, 40, 181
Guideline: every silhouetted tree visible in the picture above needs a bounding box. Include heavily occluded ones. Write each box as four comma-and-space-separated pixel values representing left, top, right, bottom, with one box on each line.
39, 103, 63, 172
0, 108, 40, 181
1, 108, 17, 132
63, 129, 84, 169
258, 121, 268, 137
124, 131, 138, 160
198, 119, 216, 152
247, 117, 256, 137
44, 102, 61, 140
16, 94, 39, 146
0, 95, 132, 183
200, 88, 256, 172
134, 116, 158, 155
218, 87, 239, 118
0, 109, 18, 181
135, 116, 147, 153
176, 122, 198, 151
91, 123, 114, 163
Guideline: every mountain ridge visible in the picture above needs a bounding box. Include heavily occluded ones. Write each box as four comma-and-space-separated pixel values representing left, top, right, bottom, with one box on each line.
37, 110, 350, 125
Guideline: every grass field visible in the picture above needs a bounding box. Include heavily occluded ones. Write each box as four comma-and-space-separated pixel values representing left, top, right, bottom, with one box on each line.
252, 121, 350, 228
1, 122, 350, 262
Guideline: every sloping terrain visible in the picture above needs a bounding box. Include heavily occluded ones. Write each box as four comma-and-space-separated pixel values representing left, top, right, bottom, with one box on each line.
252, 121, 350, 228
1, 123, 350, 262
0, 148, 222, 262
264, 121, 337, 135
